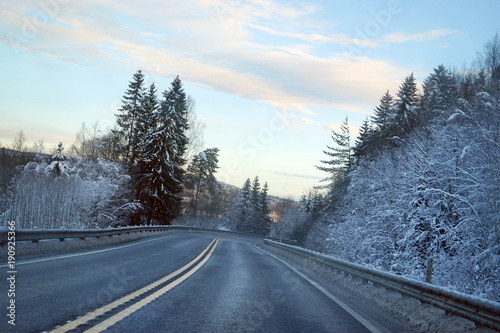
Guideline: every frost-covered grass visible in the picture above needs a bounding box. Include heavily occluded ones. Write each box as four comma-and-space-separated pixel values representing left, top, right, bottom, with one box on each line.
0, 158, 136, 229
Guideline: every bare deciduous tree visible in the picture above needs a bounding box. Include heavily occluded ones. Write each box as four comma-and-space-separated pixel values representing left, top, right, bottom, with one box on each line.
12, 130, 27, 152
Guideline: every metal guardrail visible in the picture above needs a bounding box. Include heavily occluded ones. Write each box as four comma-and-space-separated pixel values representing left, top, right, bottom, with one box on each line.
264, 240, 500, 331
0, 225, 297, 245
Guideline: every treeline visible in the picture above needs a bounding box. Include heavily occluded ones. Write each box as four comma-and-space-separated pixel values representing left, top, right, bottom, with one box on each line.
302, 34, 500, 301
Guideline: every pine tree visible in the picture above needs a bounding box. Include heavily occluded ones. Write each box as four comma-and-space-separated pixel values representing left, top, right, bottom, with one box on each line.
162, 76, 189, 166
421, 65, 457, 122
353, 118, 373, 160
116, 70, 146, 164
251, 176, 261, 207
136, 83, 159, 151
133, 101, 184, 225
260, 182, 271, 218
159, 76, 189, 196
316, 117, 353, 208
187, 147, 220, 216
393, 73, 419, 133
47, 142, 69, 181
257, 181, 272, 235
229, 178, 252, 232
316, 117, 352, 189
371, 90, 394, 135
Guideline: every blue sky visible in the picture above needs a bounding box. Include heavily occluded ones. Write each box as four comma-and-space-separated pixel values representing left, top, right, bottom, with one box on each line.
0, 0, 498, 198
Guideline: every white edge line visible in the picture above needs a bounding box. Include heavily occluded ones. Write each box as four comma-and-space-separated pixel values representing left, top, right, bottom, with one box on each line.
255, 244, 384, 333
0, 233, 183, 268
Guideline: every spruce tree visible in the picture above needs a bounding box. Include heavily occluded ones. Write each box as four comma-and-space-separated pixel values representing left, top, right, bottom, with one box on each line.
187, 147, 220, 216
251, 176, 261, 208
258, 181, 272, 235
421, 65, 457, 122
393, 73, 418, 133
230, 178, 252, 232
133, 101, 184, 225
47, 142, 68, 181
316, 117, 352, 189
116, 70, 146, 164
371, 90, 394, 135
353, 118, 372, 160
316, 117, 353, 207
136, 83, 159, 152
163, 76, 189, 166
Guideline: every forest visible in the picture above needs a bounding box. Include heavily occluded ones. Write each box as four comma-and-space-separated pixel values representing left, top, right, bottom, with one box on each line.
0, 34, 498, 301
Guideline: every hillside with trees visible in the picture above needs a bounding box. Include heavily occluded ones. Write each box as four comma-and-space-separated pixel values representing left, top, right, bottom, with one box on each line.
301, 34, 500, 301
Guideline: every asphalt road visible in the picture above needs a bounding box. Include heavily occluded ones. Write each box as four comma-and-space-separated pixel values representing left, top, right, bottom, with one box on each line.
0, 233, 408, 332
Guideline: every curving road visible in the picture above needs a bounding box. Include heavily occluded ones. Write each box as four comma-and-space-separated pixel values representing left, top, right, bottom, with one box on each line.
1, 233, 408, 332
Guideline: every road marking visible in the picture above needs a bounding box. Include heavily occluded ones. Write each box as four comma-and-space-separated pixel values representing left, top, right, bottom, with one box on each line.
0, 233, 183, 268
256, 245, 385, 333
50, 239, 219, 333
85, 239, 219, 333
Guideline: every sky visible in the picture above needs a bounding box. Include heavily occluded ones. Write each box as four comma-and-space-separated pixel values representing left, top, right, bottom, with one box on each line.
0, 0, 498, 199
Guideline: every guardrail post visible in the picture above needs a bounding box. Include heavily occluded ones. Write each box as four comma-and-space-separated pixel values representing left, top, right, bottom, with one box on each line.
425, 256, 433, 284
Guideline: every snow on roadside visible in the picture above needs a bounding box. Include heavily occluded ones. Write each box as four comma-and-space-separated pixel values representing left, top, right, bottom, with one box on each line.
261, 243, 497, 333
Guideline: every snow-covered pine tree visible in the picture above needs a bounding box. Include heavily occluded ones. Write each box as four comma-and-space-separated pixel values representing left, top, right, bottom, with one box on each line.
186, 147, 220, 216
133, 101, 184, 225
316, 116, 352, 205
136, 83, 159, 151
116, 70, 146, 164
353, 118, 373, 160
227, 178, 252, 232
47, 142, 69, 181
371, 90, 394, 138
393, 73, 419, 134
250, 176, 261, 208
163, 76, 189, 167
257, 181, 272, 235
299, 194, 310, 213
421, 65, 457, 122
232, 176, 272, 236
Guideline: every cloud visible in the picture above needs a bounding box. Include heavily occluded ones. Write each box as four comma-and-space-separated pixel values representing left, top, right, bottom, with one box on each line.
263, 170, 322, 181
383, 29, 461, 44
0, 0, 407, 119
249, 24, 371, 46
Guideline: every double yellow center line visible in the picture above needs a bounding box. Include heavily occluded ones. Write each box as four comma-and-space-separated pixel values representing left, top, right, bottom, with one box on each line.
51, 239, 220, 333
